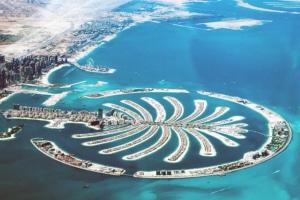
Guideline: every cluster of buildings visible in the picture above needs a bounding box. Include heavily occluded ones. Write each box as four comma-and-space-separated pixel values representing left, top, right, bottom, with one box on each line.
67, 18, 133, 55
75, 63, 115, 74
155, 170, 185, 176
0, 125, 23, 140
217, 160, 252, 172
0, 90, 12, 100
0, 0, 43, 18
26, 0, 48, 4
266, 121, 290, 152
6, 104, 99, 124
0, 54, 68, 89
34, 140, 92, 168
218, 121, 290, 172
104, 109, 132, 126
5, 104, 131, 130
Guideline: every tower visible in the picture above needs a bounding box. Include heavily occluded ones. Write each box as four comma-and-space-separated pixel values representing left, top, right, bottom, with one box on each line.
0, 54, 5, 64
97, 108, 103, 120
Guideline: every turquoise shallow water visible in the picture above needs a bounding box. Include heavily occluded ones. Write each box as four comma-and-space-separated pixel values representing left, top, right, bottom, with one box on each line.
1, 0, 300, 199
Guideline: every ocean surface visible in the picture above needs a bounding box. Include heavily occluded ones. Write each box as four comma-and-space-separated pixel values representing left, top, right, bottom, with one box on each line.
1, 0, 300, 199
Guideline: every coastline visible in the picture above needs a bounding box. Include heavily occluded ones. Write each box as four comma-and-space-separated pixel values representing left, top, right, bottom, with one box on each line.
67, 20, 143, 74
35, 30, 123, 89
0, 35, 105, 104
0, 135, 16, 141
0, 125, 23, 141
1, 19, 143, 99
39, 63, 71, 86
0, 85, 54, 105
67, 26, 129, 64
0, 92, 17, 105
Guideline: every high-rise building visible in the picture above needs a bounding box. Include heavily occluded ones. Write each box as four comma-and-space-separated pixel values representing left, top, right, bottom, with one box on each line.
0, 70, 7, 89
0, 55, 5, 64
100, 121, 105, 129
98, 108, 103, 119
106, 109, 115, 117
13, 104, 21, 110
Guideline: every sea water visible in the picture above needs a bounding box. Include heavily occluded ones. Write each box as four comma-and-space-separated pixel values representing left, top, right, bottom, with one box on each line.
0, 0, 300, 199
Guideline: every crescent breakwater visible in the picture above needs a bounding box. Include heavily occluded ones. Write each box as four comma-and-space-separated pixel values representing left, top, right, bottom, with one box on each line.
83, 88, 190, 99
31, 138, 125, 176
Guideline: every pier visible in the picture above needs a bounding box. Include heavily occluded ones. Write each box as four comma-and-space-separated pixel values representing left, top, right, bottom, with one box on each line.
72, 62, 116, 74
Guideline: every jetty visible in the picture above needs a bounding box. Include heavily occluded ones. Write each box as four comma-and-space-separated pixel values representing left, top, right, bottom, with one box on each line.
72, 62, 116, 74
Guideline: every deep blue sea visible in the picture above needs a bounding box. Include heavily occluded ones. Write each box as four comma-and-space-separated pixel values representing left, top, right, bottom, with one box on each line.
1, 0, 300, 199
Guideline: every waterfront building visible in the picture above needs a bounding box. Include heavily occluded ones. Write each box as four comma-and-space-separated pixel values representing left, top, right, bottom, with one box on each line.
0, 54, 5, 64
0, 54, 68, 89
98, 108, 103, 120
13, 104, 20, 110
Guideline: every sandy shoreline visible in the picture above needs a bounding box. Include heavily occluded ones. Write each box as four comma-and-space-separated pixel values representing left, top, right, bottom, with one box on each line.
39, 64, 71, 86
0, 33, 116, 105
0, 18, 144, 106
0, 85, 54, 105
68, 27, 128, 64
0, 92, 17, 105
35, 26, 130, 90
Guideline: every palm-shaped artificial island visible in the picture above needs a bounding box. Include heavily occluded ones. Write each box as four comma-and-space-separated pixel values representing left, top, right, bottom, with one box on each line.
4, 88, 291, 179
